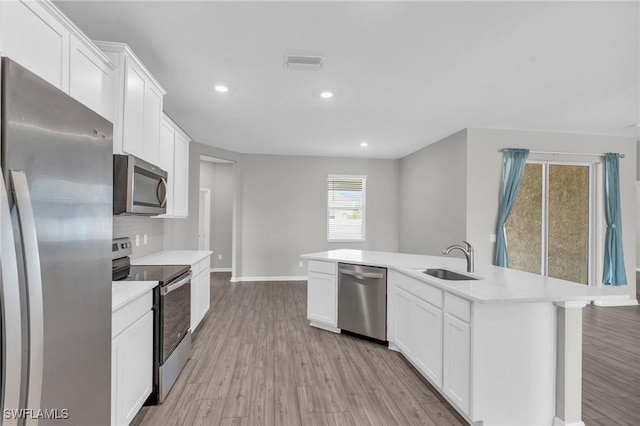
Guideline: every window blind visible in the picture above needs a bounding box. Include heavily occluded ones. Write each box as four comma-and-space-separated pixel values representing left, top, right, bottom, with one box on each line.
327, 175, 366, 241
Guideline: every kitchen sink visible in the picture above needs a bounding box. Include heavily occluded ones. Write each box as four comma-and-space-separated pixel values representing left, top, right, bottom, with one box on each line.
419, 268, 479, 281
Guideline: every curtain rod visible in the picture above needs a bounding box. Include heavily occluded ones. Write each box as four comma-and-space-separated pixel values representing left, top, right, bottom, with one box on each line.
500, 149, 625, 158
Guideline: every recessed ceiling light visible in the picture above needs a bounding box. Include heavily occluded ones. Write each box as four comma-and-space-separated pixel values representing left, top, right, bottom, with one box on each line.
320, 91, 334, 99
214, 85, 228, 93
360, 142, 369, 147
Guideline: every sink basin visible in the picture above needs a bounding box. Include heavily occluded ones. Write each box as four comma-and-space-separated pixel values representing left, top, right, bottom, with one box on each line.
420, 268, 479, 281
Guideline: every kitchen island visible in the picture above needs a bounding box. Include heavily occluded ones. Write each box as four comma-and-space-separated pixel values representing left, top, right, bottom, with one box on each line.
301, 249, 627, 426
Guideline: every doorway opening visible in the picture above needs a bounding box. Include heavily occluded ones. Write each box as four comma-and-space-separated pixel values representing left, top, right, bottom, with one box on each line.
506, 161, 595, 285
199, 155, 236, 279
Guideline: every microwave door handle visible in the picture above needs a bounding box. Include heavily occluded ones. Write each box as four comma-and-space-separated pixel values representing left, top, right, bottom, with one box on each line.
10, 170, 44, 425
157, 177, 168, 208
0, 169, 23, 426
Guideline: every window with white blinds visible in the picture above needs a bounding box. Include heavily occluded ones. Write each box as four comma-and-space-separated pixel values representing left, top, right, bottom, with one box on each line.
327, 175, 366, 241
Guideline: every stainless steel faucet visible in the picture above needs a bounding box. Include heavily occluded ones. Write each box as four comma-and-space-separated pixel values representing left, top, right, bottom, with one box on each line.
443, 241, 475, 273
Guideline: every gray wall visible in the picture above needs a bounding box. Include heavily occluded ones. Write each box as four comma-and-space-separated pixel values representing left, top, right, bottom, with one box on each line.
113, 216, 164, 258
165, 141, 240, 252
200, 162, 234, 269
239, 154, 400, 278
399, 130, 467, 257
637, 140, 640, 180
466, 128, 637, 297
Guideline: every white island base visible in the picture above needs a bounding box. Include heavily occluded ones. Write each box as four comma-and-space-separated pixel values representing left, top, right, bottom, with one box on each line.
302, 250, 626, 426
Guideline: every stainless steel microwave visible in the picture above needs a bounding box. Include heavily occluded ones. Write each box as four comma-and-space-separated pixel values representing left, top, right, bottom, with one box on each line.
114, 154, 168, 215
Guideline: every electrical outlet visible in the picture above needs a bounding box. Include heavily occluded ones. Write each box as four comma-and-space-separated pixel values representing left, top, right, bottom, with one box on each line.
143, 234, 148, 245
135, 234, 140, 247
490, 234, 496, 243
299, 261, 304, 268
218, 254, 222, 260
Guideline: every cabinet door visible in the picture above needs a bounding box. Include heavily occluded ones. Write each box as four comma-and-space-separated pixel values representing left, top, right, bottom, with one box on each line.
198, 270, 210, 323
122, 60, 146, 157
69, 37, 111, 119
112, 310, 153, 426
172, 132, 190, 217
392, 287, 413, 356
0, 0, 69, 91
190, 272, 200, 332
158, 119, 175, 217
143, 84, 163, 166
413, 298, 443, 387
307, 271, 336, 326
443, 313, 471, 415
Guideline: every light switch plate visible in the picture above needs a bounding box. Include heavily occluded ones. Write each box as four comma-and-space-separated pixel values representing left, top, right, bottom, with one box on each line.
143, 234, 148, 245
490, 234, 496, 243
218, 254, 222, 260
135, 234, 140, 246
299, 261, 304, 268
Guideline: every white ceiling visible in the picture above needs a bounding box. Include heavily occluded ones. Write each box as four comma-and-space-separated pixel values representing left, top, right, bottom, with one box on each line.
55, 1, 639, 159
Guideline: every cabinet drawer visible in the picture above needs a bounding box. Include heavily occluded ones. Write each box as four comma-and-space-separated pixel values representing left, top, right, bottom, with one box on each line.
393, 271, 443, 308
112, 291, 152, 338
308, 260, 336, 275
444, 293, 471, 323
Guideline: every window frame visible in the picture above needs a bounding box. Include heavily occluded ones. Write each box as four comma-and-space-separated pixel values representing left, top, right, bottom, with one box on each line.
327, 174, 367, 242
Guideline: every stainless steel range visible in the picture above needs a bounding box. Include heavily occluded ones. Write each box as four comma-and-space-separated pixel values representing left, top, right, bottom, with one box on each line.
112, 237, 192, 404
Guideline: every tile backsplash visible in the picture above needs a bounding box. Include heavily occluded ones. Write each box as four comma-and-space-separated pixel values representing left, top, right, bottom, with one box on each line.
113, 216, 164, 258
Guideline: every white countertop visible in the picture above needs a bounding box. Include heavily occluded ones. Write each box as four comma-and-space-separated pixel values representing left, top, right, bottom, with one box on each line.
112, 280, 158, 312
301, 249, 630, 304
132, 250, 213, 266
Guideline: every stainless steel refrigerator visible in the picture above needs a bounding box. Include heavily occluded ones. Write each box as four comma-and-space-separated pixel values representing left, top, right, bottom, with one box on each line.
0, 58, 112, 425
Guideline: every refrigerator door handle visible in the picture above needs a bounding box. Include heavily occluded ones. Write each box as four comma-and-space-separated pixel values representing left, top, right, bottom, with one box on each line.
0, 169, 23, 426
10, 170, 43, 424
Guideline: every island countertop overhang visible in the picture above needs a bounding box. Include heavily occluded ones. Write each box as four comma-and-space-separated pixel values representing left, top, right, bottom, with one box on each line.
301, 249, 629, 304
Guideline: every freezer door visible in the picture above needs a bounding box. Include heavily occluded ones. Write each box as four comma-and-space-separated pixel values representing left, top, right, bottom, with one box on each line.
1, 57, 113, 425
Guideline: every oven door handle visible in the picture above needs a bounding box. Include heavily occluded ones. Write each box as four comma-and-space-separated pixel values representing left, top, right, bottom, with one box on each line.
161, 272, 191, 295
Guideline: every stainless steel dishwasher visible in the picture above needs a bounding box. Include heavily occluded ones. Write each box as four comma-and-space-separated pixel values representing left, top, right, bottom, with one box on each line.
338, 263, 387, 342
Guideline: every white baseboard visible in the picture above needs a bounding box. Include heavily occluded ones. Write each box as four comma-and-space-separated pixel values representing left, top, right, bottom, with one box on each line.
592, 298, 639, 307
211, 267, 232, 273
233, 275, 307, 282
309, 321, 341, 334
552, 417, 585, 426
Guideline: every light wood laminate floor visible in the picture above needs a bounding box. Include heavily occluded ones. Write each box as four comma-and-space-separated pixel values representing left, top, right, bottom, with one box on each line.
132, 273, 640, 426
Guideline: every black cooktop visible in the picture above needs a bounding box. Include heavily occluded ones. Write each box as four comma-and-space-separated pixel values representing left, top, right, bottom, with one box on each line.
118, 264, 190, 286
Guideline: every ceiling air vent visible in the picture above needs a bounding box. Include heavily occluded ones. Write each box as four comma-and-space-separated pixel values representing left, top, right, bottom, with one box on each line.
284, 54, 324, 71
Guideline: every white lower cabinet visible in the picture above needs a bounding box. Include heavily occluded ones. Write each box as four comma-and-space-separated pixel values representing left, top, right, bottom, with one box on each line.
413, 297, 443, 386
443, 312, 471, 415
112, 296, 153, 426
390, 275, 443, 388
190, 257, 211, 331
306, 260, 337, 329
391, 287, 414, 356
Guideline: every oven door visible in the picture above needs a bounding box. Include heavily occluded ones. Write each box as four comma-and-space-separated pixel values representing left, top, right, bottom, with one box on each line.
114, 154, 167, 216
159, 272, 191, 364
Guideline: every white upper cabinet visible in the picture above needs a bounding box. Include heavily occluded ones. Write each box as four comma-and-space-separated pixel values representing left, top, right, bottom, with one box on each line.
0, 0, 114, 118
69, 37, 112, 120
96, 41, 166, 166
156, 114, 190, 219
172, 130, 190, 218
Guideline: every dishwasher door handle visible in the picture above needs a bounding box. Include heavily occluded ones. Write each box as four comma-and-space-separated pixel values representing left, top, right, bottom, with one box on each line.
339, 269, 385, 280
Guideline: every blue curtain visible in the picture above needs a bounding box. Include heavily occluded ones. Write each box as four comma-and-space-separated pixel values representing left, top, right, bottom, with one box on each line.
494, 148, 529, 267
602, 153, 627, 285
